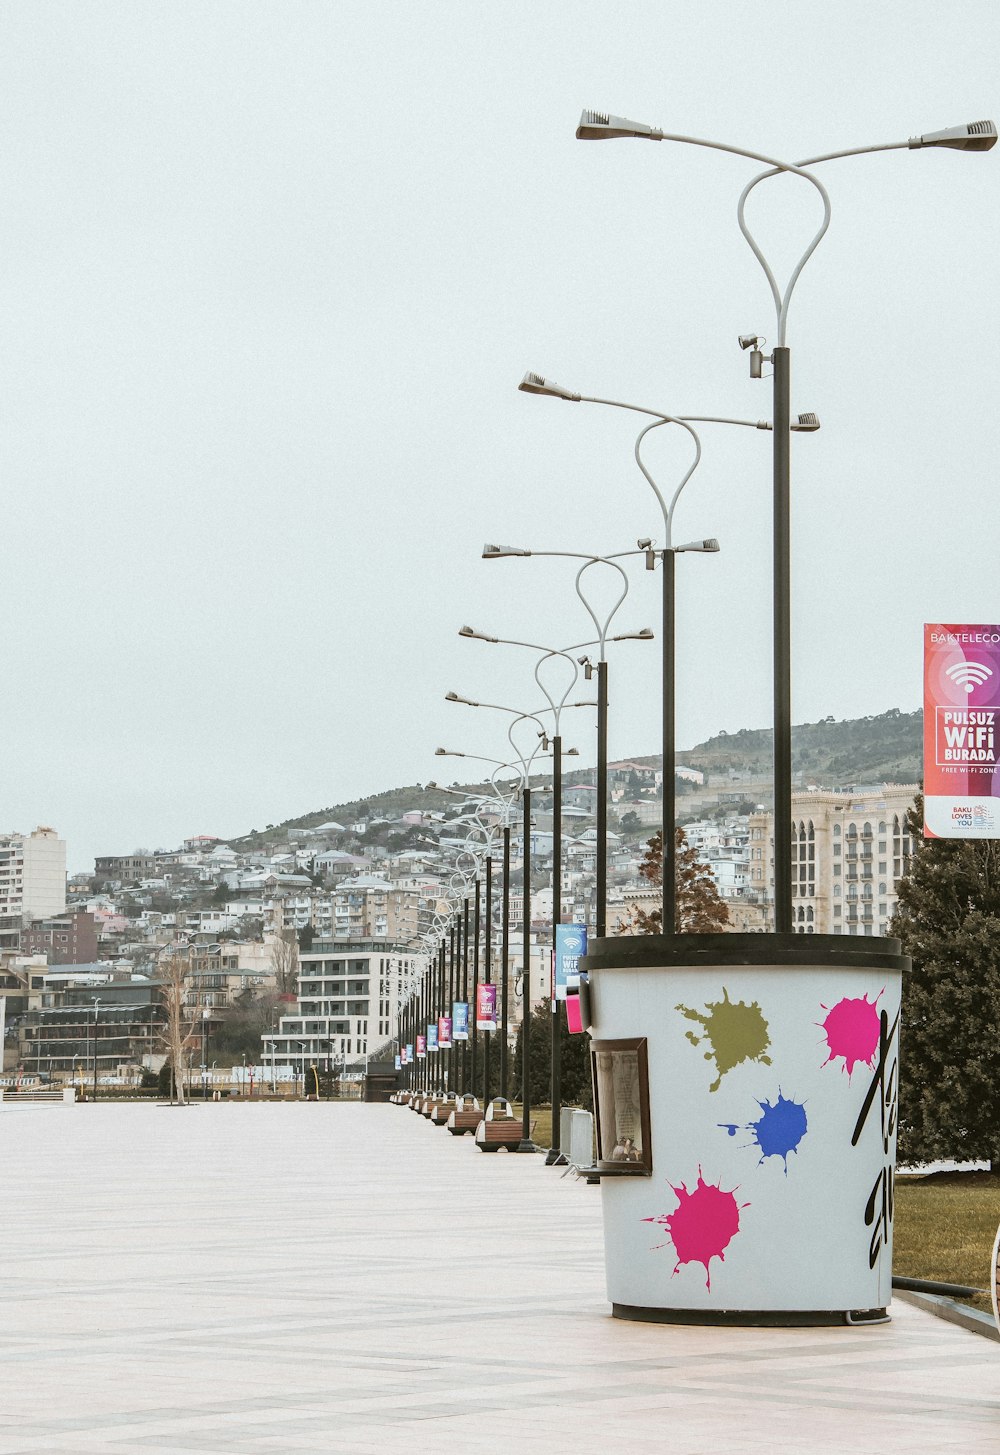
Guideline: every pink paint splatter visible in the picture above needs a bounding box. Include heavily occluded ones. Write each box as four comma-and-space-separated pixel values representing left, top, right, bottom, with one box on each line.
819, 992, 882, 1078
643, 1170, 748, 1290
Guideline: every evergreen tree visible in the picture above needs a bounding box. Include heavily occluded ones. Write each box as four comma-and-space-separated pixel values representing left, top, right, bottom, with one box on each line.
620, 828, 731, 934
510, 997, 593, 1110
892, 795, 1000, 1165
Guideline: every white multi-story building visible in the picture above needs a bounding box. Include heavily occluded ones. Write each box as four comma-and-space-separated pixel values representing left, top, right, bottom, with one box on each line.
0, 827, 66, 922
264, 940, 424, 1075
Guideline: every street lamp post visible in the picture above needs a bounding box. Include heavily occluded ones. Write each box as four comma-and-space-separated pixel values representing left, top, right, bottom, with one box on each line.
91, 997, 101, 1102
573, 109, 995, 929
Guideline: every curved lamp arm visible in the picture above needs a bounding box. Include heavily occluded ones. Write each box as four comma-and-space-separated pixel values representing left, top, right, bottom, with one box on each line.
633, 415, 703, 548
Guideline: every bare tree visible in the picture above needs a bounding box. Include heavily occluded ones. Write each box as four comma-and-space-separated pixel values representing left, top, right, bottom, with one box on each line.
268, 930, 299, 996
158, 943, 200, 1105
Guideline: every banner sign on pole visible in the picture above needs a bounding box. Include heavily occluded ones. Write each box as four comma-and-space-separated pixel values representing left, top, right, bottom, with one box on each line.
924, 623, 1000, 838
427, 1022, 439, 1052
476, 982, 498, 1031
438, 1015, 452, 1050
416, 1035, 426, 1059
554, 924, 588, 1002
406, 1043, 414, 1064
452, 1001, 469, 1041
394, 1053, 401, 1070
400, 1046, 408, 1066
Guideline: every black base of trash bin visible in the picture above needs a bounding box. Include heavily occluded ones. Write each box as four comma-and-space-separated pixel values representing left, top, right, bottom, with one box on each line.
612, 1303, 890, 1328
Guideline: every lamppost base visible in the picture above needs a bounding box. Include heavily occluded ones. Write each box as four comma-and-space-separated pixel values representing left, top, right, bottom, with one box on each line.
544, 1148, 567, 1166
516, 1139, 539, 1153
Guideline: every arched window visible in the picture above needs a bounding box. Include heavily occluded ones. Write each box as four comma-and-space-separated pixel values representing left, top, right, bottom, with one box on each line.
833, 824, 841, 838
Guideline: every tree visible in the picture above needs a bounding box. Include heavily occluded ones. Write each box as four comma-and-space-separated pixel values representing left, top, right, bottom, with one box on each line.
158, 943, 200, 1106
620, 829, 730, 934
210, 988, 285, 1058
510, 997, 593, 1111
892, 796, 1000, 1165
269, 930, 299, 995
619, 811, 642, 836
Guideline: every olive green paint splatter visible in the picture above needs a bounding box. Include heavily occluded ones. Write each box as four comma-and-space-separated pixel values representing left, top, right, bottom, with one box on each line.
675, 987, 772, 1092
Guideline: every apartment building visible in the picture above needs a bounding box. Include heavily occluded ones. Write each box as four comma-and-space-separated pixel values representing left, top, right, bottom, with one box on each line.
264, 940, 423, 1075
748, 784, 918, 936
0, 827, 66, 923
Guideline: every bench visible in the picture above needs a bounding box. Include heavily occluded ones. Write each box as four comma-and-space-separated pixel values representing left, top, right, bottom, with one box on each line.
447, 1095, 483, 1136
474, 1097, 522, 1153
430, 1094, 456, 1126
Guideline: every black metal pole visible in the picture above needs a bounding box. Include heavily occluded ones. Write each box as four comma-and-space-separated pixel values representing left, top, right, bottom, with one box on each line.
662, 549, 677, 935
546, 736, 562, 1164
92, 1003, 99, 1103
470, 876, 481, 1097
596, 660, 608, 938
518, 786, 534, 1150
500, 823, 511, 1101
483, 853, 492, 1106
438, 941, 446, 1092
462, 895, 470, 1093
773, 345, 792, 935
448, 925, 455, 1091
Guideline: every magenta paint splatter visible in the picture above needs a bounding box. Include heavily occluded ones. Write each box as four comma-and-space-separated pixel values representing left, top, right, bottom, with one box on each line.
819, 992, 882, 1077
643, 1170, 748, 1290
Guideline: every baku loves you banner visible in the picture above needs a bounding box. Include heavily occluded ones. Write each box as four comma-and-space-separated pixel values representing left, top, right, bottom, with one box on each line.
924, 623, 1000, 838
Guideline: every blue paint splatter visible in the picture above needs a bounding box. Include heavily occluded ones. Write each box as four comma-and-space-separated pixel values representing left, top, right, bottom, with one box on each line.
748, 1092, 807, 1173
717, 1123, 740, 1138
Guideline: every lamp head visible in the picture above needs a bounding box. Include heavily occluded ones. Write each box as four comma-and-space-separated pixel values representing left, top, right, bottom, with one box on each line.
434, 748, 451, 757
909, 120, 997, 152
738, 334, 762, 351
518, 371, 581, 401
576, 109, 663, 141
792, 413, 820, 432
482, 543, 531, 558
458, 625, 499, 643
674, 538, 721, 553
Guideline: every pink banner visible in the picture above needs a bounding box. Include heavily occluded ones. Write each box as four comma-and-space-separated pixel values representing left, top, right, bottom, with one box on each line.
476, 982, 497, 1030
924, 623, 1000, 837
416, 1034, 427, 1059
438, 1015, 452, 1050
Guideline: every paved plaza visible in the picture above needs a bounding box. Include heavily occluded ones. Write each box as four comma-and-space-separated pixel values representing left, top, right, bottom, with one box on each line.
3, 1101, 1000, 1454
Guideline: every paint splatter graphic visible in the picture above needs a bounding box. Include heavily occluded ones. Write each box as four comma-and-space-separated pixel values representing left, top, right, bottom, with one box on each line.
676, 987, 772, 1092
717, 1091, 808, 1173
643, 1170, 748, 1290
819, 992, 882, 1078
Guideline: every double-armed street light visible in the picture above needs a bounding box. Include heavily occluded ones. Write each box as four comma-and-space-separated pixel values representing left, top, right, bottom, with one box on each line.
571, 108, 995, 930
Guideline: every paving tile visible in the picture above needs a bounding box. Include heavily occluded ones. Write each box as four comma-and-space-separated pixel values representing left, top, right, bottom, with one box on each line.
3, 1102, 1000, 1455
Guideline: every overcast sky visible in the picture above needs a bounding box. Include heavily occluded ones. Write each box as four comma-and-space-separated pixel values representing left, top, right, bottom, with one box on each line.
2, 2, 997, 871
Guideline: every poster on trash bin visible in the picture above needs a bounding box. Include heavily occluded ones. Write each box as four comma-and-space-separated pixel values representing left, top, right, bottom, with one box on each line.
452, 1000, 469, 1040
924, 623, 1000, 838
477, 982, 497, 1031
438, 1015, 452, 1049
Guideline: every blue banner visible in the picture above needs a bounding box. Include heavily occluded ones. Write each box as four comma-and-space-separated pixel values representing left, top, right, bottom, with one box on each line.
394, 1053, 402, 1070
427, 1021, 439, 1052
555, 924, 588, 1001
406, 1043, 414, 1064
452, 1000, 469, 1041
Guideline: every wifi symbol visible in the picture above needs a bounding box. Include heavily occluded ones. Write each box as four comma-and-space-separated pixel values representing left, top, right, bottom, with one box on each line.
946, 661, 994, 694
